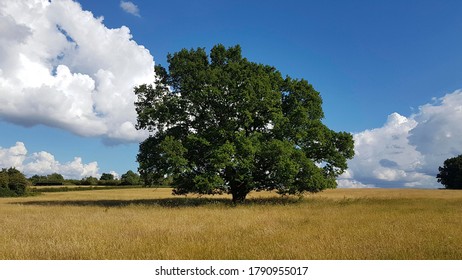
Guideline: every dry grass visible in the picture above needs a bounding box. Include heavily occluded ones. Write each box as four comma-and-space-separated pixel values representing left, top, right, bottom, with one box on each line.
1, 188, 461, 260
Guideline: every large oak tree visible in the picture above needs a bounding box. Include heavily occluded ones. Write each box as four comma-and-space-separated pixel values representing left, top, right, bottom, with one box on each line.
135, 44, 354, 202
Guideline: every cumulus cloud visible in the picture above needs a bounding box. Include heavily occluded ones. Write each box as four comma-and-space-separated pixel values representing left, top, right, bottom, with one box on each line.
408, 90, 462, 175
0, 142, 99, 179
0, 141, 27, 168
338, 90, 462, 188
336, 170, 375, 188
0, 0, 154, 144
120, 1, 140, 17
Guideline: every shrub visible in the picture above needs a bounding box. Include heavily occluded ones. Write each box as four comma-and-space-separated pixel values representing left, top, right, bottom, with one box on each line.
98, 179, 121, 186
80, 176, 98, 186
30, 173, 64, 186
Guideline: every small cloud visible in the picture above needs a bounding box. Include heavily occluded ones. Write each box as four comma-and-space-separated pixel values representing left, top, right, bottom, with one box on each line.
120, 1, 140, 17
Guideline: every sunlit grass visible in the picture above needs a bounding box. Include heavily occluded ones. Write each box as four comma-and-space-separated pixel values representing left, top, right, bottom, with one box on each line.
1, 188, 461, 259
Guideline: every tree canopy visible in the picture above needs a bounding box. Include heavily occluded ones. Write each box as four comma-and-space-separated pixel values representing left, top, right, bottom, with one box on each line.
135, 44, 354, 202
100, 173, 115, 181
437, 154, 462, 189
0, 168, 29, 197
30, 173, 64, 186
121, 170, 141, 185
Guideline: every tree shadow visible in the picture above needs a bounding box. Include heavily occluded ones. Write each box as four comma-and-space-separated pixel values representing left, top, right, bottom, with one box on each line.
13, 196, 302, 208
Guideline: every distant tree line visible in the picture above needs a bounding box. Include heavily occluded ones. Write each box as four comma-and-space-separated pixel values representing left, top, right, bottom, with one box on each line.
1, 168, 144, 197
29, 170, 143, 186
30, 173, 65, 186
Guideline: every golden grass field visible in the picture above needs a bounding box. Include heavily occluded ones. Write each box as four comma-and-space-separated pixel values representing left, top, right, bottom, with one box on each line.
1, 187, 461, 260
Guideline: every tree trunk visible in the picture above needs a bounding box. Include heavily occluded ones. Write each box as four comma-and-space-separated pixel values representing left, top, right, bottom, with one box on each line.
230, 182, 249, 203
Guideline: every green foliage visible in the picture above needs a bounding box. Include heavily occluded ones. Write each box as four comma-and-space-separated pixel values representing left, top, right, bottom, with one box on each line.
98, 179, 121, 186
27, 171, 142, 187
437, 155, 462, 189
48, 173, 64, 182
98, 172, 120, 186
64, 179, 82, 185
0, 187, 17, 197
135, 44, 355, 202
29, 185, 143, 193
120, 170, 142, 185
30, 173, 64, 185
100, 173, 115, 181
0, 168, 29, 197
80, 176, 99, 186
0, 170, 8, 189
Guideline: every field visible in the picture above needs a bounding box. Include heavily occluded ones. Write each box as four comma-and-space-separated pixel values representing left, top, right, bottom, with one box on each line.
1, 187, 461, 260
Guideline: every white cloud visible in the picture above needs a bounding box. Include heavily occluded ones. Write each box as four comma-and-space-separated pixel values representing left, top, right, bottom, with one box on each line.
337, 170, 375, 188
408, 90, 462, 175
0, 141, 27, 168
0, 142, 99, 179
339, 90, 462, 188
0, 0, 153, 144
109, 170, 120, 179
120, 1, 140, 17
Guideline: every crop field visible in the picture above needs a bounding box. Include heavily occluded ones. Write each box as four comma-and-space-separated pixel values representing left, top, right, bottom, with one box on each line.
1, 187, 461, 260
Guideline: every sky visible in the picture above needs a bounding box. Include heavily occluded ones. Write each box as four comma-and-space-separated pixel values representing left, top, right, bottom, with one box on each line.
0, 0, 461, 188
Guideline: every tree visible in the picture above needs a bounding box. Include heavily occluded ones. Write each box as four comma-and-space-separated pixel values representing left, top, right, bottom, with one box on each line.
135, 44, 354, 203
98, 173, 121, 186
29, 175, 46, 185
0, 168, 29, 197
80, 176, 98, 186
30, 173, 64, 186
120, 170, 141, 185
47, 173, 64, 184
0, 169, 9, 189
100, 173, 115, 181
437, 155, 462, 189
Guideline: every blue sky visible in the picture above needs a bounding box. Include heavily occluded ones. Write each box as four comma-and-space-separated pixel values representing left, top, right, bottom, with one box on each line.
1, 0, 461, 187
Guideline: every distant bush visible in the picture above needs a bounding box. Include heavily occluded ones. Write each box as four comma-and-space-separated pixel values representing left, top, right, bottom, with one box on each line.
30, 173, 64, 186
80, 176, 99, 186
64, 179, 82, 185
0, 168, 29, 197
98, 179, 121, 186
